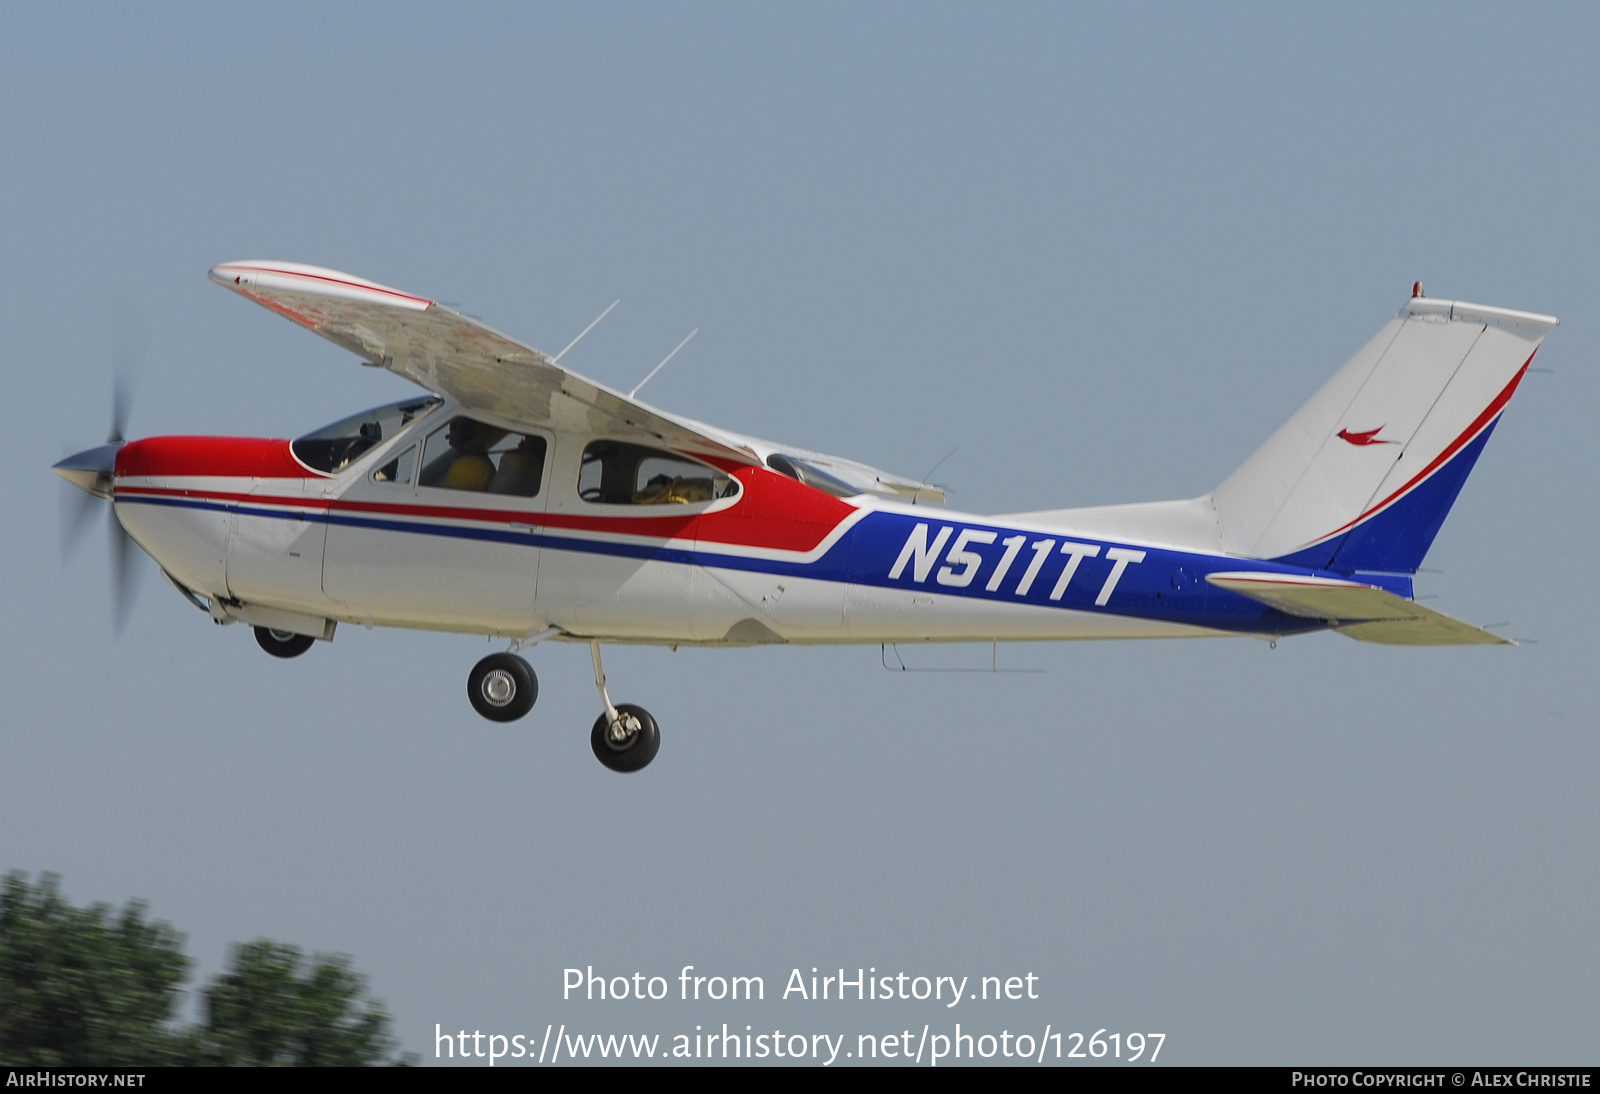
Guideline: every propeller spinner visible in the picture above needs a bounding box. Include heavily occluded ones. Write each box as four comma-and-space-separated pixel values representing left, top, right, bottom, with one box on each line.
55, 376, 142, 632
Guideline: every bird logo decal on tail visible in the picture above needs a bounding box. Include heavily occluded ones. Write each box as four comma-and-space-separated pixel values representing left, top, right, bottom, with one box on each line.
1337, 426, 1397, 446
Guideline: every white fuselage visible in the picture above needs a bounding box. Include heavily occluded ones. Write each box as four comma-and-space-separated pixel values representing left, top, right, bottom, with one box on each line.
113, 403, 1267, 648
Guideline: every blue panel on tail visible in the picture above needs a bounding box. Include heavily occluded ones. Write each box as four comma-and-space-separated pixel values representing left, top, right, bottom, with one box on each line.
1270, 419, 1501, 575
1351, 572, 1414, 598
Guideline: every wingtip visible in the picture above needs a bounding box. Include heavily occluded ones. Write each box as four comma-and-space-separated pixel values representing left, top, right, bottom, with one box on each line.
209, 261, 265, 290
206, 261, 433, 310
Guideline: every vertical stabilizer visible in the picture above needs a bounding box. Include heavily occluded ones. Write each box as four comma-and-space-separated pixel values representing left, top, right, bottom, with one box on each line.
1211, 297, 1556, 573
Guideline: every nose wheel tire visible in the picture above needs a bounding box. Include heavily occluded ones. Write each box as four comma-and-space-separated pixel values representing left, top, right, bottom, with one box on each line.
254, 626, 315, 659
590, 704, 660, 772
467, 653, 538, 722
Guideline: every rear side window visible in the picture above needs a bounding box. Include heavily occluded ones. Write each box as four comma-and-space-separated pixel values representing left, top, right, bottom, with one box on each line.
766, 454, 862, 498
578, 441, 738, 505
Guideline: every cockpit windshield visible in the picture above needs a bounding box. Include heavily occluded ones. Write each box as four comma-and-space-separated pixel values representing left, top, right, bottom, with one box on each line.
292, 396, 442, 474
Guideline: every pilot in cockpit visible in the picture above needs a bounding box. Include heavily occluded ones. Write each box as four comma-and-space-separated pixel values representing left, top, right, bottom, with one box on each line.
438, 418, 495, 491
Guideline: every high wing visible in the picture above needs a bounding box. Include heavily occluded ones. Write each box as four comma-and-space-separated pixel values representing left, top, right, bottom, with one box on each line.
1206, 572, 1510, 646
210, 261, 757, 465
209, 261, 943, 500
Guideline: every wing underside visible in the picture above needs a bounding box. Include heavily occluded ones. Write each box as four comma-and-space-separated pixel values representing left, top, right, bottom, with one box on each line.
210, 261, 944, 501
210, 261, 763, 464
1206, 572, 1510, 646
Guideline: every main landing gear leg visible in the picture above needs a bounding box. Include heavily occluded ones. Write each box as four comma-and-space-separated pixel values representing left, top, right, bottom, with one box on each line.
588, 640, 659, 773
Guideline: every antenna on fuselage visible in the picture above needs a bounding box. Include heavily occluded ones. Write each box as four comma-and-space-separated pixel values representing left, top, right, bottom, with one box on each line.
629, 329, 698, 399
552, 299, 619, 364
911, 445, 958, 505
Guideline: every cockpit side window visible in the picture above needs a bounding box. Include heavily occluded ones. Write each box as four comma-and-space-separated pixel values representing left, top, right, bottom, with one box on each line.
578, 441, 738, 505
292, 397, 442, 474
372, 444, 418, 485
417, 417, 547, 497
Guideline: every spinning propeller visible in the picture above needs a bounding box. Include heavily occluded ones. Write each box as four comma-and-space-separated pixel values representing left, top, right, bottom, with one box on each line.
56, 367, 144, 634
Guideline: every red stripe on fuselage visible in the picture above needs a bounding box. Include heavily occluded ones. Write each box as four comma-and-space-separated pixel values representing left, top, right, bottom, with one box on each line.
117, 437, 321, 480
693, 468, 857, 549
115, 461, 857, 554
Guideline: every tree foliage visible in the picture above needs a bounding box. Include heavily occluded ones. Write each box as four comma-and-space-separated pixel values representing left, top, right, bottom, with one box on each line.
0, 872, 188, 1065
0, 873, 409, 1066
193, 941, 401, 1066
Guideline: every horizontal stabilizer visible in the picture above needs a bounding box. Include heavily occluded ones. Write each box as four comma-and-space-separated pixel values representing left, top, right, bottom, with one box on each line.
1206, 572, 1510, 646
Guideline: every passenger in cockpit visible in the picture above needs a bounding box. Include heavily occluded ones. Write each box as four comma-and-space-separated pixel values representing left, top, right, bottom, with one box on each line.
488, 435, 545, 496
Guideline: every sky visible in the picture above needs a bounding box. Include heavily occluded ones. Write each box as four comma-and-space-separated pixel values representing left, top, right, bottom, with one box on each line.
2, 2, 1596, 1066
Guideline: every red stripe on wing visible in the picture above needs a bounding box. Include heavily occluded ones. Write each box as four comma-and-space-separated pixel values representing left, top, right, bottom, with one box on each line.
218, 265, 433, 306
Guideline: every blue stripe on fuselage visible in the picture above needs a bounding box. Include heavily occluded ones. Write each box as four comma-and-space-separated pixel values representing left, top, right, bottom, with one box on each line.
119, 494, 1347, 635
835, 510, 1329, 635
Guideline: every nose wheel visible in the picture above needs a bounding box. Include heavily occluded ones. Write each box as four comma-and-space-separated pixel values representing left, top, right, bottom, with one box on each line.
590, 704, 660, 773
467, 652, 537, 722
588, 641, 659, 772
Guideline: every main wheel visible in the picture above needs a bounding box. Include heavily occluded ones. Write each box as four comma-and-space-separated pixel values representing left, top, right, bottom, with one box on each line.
254, 626, 315, 659
467, 653, 538, 722
590, 704, 660, 772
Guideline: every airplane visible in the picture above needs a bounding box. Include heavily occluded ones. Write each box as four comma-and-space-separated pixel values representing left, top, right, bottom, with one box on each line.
54, 263, 1557, 772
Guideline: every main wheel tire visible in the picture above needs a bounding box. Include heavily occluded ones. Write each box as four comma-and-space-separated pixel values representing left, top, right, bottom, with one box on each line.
467, 653, 537, 722
590, 704, 660, 772
254, 626, 315, 659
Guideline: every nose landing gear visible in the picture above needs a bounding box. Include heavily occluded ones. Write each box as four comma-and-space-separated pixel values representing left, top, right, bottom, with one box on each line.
590, 704, 660, 773
588, 641, 659, 773
467, 652, 538, 722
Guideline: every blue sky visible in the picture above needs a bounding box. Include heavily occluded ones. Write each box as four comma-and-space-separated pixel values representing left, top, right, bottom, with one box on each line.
2, 3, 1596, 1064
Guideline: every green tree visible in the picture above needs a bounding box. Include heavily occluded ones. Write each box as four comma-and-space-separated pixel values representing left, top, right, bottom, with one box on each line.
191, 940, 407, 1066
0, 872, 189, 1065
0, 873, 411, 1066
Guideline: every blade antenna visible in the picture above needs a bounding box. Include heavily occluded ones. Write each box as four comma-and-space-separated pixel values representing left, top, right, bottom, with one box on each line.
912, 446, 958, 505
629, 329, 697, 399
552, 299, 619, 364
